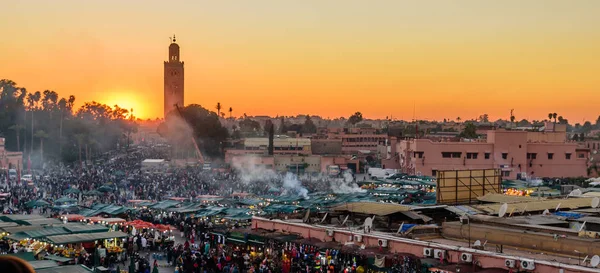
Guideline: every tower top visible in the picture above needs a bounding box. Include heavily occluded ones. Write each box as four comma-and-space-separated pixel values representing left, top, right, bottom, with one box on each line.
173, 34, 176, 43
168, 34, 181, 62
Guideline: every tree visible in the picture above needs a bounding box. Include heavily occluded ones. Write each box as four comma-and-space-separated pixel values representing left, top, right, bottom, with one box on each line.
579, 133, 585, 141
302, 115, 317, 134
279, 116, 287, 134
8, 124, 23, 151
34, 130, 49, 165
348, 112, 363, 127
216, 102, 222, 117
229, 107, 233, 119
478, 114, 489, 123
459, 122, 478, 139
582, 121, 593, 133
572, 134, 580, 141
548, 113, 553, 122
596, 116, 600, 127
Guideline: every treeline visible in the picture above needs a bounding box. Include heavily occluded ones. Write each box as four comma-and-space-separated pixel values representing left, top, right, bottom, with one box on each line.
0, 79, 137, 166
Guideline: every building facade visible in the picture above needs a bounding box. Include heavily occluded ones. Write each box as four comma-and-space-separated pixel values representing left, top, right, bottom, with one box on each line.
164, 35, 184, 117
0, 138, 23, 170
398, 130, 589, 179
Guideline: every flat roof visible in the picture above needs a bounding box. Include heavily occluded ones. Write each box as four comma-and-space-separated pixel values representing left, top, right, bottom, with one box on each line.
331, 202, 414, 216
474, 197, 595, 214
142, 159, 165, 163
477, 194, 546, 204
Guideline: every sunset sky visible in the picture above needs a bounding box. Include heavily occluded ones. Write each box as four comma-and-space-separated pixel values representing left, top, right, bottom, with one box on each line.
1, 1, 599, 122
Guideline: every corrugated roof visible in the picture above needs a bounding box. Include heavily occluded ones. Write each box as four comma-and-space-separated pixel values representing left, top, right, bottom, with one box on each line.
574, 216, 600, 225
63, 224, 109, 234
474, 197, 595, 215
47, 231, 128, 244
477, 194, 547, 204
331, 202, 413, 216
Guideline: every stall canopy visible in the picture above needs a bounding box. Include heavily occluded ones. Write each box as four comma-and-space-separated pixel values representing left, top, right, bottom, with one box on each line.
37, 265, 93, 273
47, 231, 128, 244
63, 224, 109, 234
28, 260, 59, 270
44, 255, 74, 263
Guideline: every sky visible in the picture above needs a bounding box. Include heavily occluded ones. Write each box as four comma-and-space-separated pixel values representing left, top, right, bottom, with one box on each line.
1, 0, 599, 122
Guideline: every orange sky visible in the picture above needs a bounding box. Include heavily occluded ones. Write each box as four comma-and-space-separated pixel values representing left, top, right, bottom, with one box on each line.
1, 1, 600, 122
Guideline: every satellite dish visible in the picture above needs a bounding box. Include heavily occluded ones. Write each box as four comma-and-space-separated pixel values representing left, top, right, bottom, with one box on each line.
364, 217, 373, 232
542, 209, 550, 216
555, 203, 562, 212
498, 203, 508, 217
569, 189, 582, 197
473, 240, 482, 247
397, 222, 404, 234
592, 197, 600, 208
591, 255, 600, 267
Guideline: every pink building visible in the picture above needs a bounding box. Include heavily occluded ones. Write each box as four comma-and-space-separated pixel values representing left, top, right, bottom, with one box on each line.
398, 130, 589, 179
0, 138, 23, 170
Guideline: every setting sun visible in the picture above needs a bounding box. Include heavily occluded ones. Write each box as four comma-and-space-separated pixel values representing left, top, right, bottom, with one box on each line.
100, 91, 148, 119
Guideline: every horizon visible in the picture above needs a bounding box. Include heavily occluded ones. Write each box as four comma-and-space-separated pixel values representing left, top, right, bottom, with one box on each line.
2, 1, 600, 122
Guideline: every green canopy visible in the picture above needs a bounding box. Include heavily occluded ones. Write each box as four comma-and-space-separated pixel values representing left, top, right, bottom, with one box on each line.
44, 254, 74, 262
97, 185, 114, 192
37, 265, 93, 273
63, 188, 81, 194
54, 197, 78, 204
63, 224, 109, 234
28, 260, 59, 270
84, 190, 102, 196
26, 199, 50, 208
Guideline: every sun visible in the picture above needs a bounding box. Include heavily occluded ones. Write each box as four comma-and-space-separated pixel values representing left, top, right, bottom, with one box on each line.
100, 91, 148, 119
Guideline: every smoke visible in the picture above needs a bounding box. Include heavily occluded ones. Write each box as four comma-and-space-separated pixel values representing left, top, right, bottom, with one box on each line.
281, 172, 309, 199
162, 114, 203, 161
231, 155, 277, 186
329, 170, 366, 194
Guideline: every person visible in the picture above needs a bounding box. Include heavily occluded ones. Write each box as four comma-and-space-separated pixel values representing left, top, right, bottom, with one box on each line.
0, 256, 35, 273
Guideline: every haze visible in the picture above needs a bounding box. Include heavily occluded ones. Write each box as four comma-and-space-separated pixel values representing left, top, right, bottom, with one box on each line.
1, 0, 599, 121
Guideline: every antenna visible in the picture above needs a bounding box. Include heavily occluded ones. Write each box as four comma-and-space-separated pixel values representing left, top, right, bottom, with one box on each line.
397, 222, 404, 234
579, 221, 587, 232
592, 197, 600, 208
341, 215, 349, 226
520, 204, 528, 215
321, 212, 328, 223
555, 203, 561, 212
498, 203, 508, 217
591, 255, 600, 267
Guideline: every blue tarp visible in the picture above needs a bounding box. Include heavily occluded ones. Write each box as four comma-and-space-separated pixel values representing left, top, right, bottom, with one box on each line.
554, 211, 585, 219
400, 224, 417, 233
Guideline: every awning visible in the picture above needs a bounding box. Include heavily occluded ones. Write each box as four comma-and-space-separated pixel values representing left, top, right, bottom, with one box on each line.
227, 237, 246, 244
44, 255, 74, 262
63, 224, 109, 234
46, 231, 128, 244
28, 260, 59, 269
37, 265, 93, 273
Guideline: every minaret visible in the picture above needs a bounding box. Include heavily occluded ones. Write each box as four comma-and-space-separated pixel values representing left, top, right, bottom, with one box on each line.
164, 34, 184, 118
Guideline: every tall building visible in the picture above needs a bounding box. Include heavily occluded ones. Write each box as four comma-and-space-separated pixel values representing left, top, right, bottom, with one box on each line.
164, 35, 184, 117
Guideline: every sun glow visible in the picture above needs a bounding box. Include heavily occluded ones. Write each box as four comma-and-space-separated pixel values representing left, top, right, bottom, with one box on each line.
100, 91, 148, 119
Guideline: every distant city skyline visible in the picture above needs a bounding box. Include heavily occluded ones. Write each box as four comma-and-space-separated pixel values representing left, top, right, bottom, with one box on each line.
1, 1, 600, 121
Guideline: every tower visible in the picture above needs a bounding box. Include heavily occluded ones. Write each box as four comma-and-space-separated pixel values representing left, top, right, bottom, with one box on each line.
164, 34, 184, 118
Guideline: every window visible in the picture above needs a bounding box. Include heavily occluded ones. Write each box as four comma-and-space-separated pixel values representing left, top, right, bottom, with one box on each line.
484, 153, 490, 159
466, 152, 478, 159
414, 151, 424, 158
441, 152, 461, 158
501, 153, 508, 159
565, 153, 572, 160
578, 153, 585, 159
431, 170, 437, 176
547, 153, 554, 160
527, 153, 537, 160
502, 171, 511, 177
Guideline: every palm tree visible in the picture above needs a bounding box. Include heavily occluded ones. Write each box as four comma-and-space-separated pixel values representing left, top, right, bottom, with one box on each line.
548, 113, 553, 121
456, 117, 461, 123
74, 134, 86, 171
34, 130, 49, 165
552, 112, 558, 131
229, 107, 233, 119
216, 102, 222, 117
9, 124, 23, 151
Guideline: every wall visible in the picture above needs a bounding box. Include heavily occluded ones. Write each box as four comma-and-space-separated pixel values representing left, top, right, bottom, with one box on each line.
252, 217, 595, 273
0, 138, 23, 169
